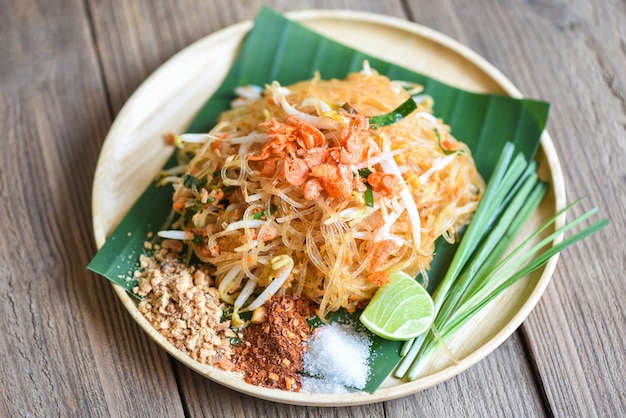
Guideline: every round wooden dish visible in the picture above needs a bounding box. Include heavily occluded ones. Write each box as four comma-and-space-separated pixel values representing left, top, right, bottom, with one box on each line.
91, 10, 565, 406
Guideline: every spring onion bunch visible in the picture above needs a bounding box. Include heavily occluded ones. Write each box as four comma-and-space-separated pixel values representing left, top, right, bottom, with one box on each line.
395, 142, 608, 380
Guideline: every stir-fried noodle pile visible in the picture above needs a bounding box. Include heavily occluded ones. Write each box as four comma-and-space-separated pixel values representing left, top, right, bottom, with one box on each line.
161, 64, 484, 320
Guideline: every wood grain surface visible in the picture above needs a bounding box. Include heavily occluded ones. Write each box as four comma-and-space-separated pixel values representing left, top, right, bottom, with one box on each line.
1, 0, 624, 416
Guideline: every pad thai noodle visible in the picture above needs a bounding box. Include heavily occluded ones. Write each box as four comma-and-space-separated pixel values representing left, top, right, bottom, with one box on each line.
159, 62, 484, 321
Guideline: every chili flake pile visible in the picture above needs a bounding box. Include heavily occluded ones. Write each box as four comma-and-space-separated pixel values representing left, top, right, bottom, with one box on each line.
233, 295, 315, 391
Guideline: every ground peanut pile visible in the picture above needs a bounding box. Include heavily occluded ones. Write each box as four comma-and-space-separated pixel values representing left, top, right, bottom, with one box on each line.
233, 295, 315, 391
134, 241, 235, 370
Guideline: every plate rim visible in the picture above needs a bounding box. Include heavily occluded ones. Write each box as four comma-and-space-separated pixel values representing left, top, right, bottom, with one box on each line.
92, 9, 566, 406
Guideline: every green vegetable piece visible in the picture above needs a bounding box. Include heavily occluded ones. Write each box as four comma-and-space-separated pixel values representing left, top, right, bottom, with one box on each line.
364, 186, 374, 208
369, 97, 417, 128
395, 144, 608, 381
358, 168, 372, 177
222, 185, 236, 195
183, 174, 206, 189
358, 168, 374, 207
434, 127, 456, 155
252, 204, 277, 220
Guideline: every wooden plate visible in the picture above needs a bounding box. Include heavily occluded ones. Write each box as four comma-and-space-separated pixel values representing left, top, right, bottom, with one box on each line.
91, 10, 565, 406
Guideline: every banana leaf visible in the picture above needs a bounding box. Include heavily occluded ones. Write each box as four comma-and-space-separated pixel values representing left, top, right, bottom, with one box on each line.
88, 7, 549, 393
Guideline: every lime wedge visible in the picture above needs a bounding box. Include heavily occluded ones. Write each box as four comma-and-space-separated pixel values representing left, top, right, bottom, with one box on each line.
360, 271, 435, 340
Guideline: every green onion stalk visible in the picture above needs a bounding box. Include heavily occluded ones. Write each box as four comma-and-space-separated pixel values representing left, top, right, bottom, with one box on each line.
395, 142, 608, 380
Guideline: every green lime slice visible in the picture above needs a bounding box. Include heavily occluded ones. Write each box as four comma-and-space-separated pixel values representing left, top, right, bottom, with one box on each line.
360, 271, 435, 341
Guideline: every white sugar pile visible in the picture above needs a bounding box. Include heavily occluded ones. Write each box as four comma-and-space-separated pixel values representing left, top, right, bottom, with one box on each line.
301, 322, 372, 393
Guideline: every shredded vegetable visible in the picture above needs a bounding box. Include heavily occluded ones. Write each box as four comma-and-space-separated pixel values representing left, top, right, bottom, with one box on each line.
164, 64, 485, 319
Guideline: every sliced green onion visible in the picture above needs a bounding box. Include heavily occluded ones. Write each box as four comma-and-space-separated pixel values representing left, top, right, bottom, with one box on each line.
358, 168, 375, 207
434, 128, 455, 155
358, 168, 372, 177
183, 174, 207, 189
183, 204, 201, 221
222, 185, 236, 195
369, 97, 417, 128
252, 204, 277, 220
364, 186, 374, 208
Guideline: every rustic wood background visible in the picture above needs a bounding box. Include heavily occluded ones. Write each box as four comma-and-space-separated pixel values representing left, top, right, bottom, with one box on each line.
1, 0, 624, 416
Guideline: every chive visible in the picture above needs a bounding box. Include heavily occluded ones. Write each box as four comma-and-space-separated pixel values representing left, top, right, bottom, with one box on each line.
358, 168, 372, 177
183, 174, 207, 189
358, 169, 374, 208
183, 204, 201, 221
394, 143, 608, 381
252, 204, 277, 220
398, 144, 526, 365
452, 202, 599, 322
399, 143, 521, 358
453, 182, 547, 309
434, 128, 455, 155
364, 186, 374, 208
408, 212, 607, 380
398, 144, 528, 370
431, 143, 519, 313
369, 97, 417, 128
433, 173, 545, 332
192, 234, 204, 244
222, 185, 236, 194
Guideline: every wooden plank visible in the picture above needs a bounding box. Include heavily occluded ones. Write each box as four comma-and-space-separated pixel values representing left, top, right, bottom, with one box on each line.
385, 334, 544, 417
87, 0, 409, 115
172, 333, 543, 417
84, 0, 549, 415
0, 0, 185, 416
6, 0, 623, 415
405, 0, 626, 415
174, 363, 386, 417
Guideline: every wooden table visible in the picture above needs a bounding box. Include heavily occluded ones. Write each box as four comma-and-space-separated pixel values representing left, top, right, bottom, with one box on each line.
2, 0, 624, 416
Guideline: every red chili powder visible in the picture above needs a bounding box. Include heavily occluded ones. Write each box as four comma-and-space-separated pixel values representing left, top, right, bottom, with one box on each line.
233, 295, 315, 391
